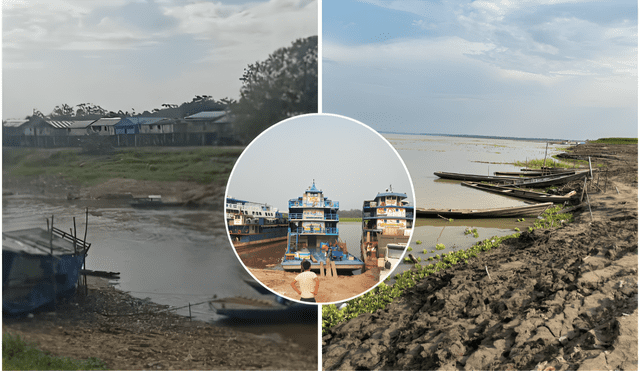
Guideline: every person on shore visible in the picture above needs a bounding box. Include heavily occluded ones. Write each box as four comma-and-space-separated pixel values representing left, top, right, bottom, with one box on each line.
290, 260, 319, 303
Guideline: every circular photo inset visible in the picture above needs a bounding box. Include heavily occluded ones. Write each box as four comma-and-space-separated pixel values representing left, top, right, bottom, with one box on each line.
224, 114, 415, 304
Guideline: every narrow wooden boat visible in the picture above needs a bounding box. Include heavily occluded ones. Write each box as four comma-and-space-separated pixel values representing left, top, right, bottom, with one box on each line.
415, 202, 553, 219
434, 170, 589, 188
434, 172, 523, 182
461, 182, 577, 203
494, 170, 577, 177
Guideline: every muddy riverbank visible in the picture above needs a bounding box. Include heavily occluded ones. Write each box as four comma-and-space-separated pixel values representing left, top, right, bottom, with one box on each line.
2, 277, 318, 370
322, 142, 638, 370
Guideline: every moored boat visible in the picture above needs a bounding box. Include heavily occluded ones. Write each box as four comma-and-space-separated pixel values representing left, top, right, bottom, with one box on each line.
461, 182, 578, 203
416, 202, 553, 219
226, 198, 288, 248
360, 187, 414, 280
281, 182, 364, 273
434, 171, 523, 182
434, 170, 589, 188
3, 224, 90, 316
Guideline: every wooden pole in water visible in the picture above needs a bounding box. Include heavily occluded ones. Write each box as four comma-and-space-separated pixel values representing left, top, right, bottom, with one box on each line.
543, 143, 549, 169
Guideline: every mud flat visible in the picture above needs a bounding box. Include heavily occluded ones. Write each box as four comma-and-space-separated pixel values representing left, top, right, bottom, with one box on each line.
250, 268, 379, 303
323, 142, 638, 370
2, 277, 317, 370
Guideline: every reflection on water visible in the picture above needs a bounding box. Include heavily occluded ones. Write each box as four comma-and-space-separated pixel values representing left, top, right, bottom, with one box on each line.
2, 194, 267, 322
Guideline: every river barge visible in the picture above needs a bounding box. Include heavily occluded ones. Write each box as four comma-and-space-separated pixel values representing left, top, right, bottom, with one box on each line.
281, 182, 364, 272
226, 198, 288, 248
361, 188, 414, 279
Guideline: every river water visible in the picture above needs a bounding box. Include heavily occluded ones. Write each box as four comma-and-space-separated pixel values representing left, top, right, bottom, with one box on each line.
3, 135, 567, 311
381, 134, 566, 278
2, 195, 274, 323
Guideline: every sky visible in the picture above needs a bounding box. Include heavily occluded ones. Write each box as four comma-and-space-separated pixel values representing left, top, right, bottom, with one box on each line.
322, 0, 638, 140
2, 0, 317, 119
226, 114, 414, 211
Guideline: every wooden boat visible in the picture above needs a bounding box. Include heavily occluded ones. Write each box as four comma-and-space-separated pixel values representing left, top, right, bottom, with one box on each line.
129, 195, 187, 208
415, 202, 553, 219
434, 170, 589, 188
494, 170, 577, 177
504, 171, 589, 188
209, 296, 317, 322
3, 225, 90, 316
461, 182, 577, 203
434, 171, 523, 182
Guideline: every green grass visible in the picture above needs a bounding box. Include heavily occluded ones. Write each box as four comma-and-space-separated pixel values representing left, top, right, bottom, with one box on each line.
339, 218, 362, 223
3, 332, 108, 370
3, 147, 242, 186
590, 138, 637, 144
322, 202, 576, 334
513, 157, 579, 169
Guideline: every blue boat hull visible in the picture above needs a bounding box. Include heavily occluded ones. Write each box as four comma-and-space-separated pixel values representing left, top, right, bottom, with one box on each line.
3, 250, 85, 316
281, 247, 364, 272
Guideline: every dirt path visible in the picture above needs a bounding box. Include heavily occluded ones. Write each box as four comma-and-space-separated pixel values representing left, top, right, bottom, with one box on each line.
3, 277, 318, 370
250, 268, 379, 304
323, 142, 638, 370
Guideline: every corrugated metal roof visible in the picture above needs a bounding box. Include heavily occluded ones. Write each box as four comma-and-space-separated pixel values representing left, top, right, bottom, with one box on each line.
3, 119, 28, 127
90, 118, 121, 127
116, 117, 165, 126
185, 111, 226, 120
46, 120, 95, 129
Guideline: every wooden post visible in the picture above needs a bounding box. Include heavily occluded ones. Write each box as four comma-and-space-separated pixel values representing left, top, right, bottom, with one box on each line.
543, 142, 549, 168
189, 303, 192, 321
330, 261, 338, 277
319, 262, 325, 277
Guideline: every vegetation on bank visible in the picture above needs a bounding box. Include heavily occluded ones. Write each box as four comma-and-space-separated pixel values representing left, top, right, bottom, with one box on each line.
512, 157, 581, 169
3, 147, 242, 185
3, 332, 108, 370
590, 138, 637, 144
339, 218, 362, 223
322, 205, 574, 334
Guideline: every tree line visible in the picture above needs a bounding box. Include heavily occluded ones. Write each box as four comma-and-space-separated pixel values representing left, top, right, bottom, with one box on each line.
27, 36, 318, 144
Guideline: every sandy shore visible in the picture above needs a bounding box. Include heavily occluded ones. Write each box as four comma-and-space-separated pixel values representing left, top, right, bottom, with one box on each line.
323, 142, 638, 370
249, 268, 379, 304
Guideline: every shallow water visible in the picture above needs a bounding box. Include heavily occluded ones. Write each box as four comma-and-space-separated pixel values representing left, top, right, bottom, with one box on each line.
2, 194, 272, 322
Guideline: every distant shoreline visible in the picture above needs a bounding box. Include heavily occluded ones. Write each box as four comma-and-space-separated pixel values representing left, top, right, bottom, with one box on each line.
380, 131, 577, 143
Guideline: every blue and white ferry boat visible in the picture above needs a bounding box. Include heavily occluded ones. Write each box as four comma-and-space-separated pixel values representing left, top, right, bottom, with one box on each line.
226, 198, 288, 248
281, 182, 364, 272
361, 187, 414, 277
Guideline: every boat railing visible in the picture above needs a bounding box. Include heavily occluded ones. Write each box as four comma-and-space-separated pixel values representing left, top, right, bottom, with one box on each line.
288, 200, 339, 208
289, 227, 339, 235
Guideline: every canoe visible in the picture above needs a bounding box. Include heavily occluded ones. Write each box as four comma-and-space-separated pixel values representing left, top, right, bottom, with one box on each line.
434, 172, 523, 182
434, 170, 589, 188
494, 170, 577, 177
209, 296, 317, 322
415, 202, 553, 219
461, 182, 578, 203
504, 171, 589, 188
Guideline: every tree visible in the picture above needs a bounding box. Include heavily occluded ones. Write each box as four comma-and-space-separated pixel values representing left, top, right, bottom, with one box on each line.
231, 35, 318, 142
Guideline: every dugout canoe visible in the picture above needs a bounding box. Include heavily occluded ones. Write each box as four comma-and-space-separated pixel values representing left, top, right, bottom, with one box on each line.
461, 182, 578, 203
415, 202, 554, 219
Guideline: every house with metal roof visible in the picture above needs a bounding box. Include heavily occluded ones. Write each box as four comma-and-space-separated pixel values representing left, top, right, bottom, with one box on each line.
88, 117, 121, 135
114, 117, 164, 135
47, 120, 96, 136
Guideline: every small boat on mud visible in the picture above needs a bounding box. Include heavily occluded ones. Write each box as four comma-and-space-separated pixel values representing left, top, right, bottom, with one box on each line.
209, 295, 317, 322
434, 171, 523, 182
3, 222, 90, 316
281, 182, 364, 273
416, 202, 554, 219
461, 182, 578, 203
360, 188, 414, 280
225, 198, 288, 248
129, 195, 186, 208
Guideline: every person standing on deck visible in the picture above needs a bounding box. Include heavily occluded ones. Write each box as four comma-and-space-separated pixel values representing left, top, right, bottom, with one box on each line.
291, 260, 319, 303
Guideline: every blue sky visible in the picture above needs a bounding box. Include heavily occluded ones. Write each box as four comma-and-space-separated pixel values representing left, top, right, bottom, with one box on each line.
322, 0, 637, 140
3, 0, 317, 119
226, 114, 414, 211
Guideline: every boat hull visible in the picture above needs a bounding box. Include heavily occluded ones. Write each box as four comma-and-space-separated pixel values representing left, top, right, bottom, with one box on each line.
416, 202, 553, 219
3, 250, 85, 316
462, 182, 577, 203
281, 246, 364, 272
